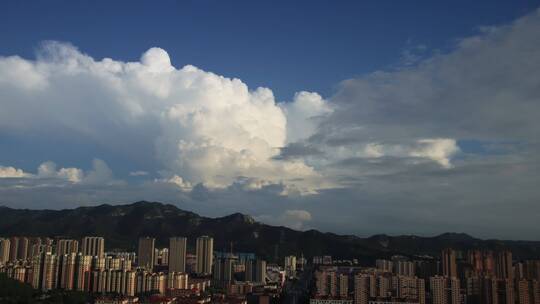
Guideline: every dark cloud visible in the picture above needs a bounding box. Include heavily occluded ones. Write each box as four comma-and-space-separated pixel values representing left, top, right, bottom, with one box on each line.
273, 142, 323, 160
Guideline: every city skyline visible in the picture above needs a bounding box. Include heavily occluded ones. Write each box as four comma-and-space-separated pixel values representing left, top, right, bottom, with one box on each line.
2, 2, 540, 303
1, 1, 540, 241
2, 233, 540, 304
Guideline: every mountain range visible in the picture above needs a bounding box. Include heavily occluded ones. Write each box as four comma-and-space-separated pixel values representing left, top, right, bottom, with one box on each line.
1, 201, 539, 263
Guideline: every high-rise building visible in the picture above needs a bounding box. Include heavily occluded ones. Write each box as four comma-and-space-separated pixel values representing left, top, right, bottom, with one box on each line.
516, 279, 540, 304
465, 276, 481, 303
40, 238, 54, 256
9, 237, 19, 262
376, 259, 393, 272
75, 254, 92, 291
430, 275, 461, 304
58, 253, 77, 290
245, 259, 254, 282
8, 265, 28, 283
315, 270, 334, 296
138, 237, 155, 271
394, 260, 416, 276
496, 250, 513, 280
213, 257, 235, 284
105, 256, 121, 270
195, 236, 213, 275
213, 258, 223, 282
376, 275, 390, 298
442, 248, 457, 278
394, 276, 426, 304
481, 277, 498, 304
353, 272, 425, 304
517, 279, 530, 304
468, 250, 484, 274
56, 239, 79, 255
167, 272, 188, 289
515, 262, 525, 280
17, 237, 29, 261
430, 276, 447, 304
28, 237, 42, 259
81, 237, 104, 258
338, 273, 349, 298
88, 269, 136, 296
224, 258, 234, 283
497, 278, 515, 304
284, 255, 297, 277
525, 260, 540, 281
354, 273, 372, 304
0, 238, 10, 264
483, 251, 496, 276
6, 236, 34, 262
255, 259, 266, 284
297, 253, 307, 271
92, 255, 106, 271
32, 252, 58, 291
169, 237, 187, 273
154, 248, 169, 266
125, 270, 136, 296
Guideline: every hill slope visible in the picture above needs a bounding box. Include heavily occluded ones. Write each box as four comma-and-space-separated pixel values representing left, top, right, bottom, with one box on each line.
0, 201, 539, 263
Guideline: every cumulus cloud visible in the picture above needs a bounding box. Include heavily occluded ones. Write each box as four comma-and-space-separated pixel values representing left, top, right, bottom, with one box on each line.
276, 8, 540, 183
0, 159, 116, 185
0, 40, 470, 193
154, 174, 193, 192
256, 209, 313, 230
1, 8, 540, 239
280, 91, 332, 143
0, 166, 29, 178
82, 159, 117, 185
0, 55, 47, 90
409, 139, 460, 168
37, 161, 83, 183
352, 139, 460, 168
0, 42, 323, 191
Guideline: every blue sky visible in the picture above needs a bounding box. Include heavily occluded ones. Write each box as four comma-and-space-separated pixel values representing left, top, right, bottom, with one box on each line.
1, 0, 537, 100
1, 1, 540, 239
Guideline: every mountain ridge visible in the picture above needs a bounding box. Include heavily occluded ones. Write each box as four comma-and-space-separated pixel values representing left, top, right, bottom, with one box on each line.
1, 201, 539, 263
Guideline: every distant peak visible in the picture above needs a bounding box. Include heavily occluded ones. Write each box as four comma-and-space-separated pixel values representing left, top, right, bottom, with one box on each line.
221, 212, 256, 224
132, 201, 164, 206
436, 232, 476, 241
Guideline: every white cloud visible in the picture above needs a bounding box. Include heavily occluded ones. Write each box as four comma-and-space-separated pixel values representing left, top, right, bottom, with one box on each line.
129, 170, 149, 176
256, 209, 313, 230
359, 139, 460, 168
363, 143, 384, 158
286, 8, 540, 184
409, 139, 460, 168
0, 166, 29, 178
154, 174, 192, 191
0, 56, 47, 90
0, 42, 320, 191
0, 159, 115, 185
82, 159, 116, 185
37, 161, 83, 183
280, 91, 332, 143
283, 209, 312, 221
0, 40, 469, 193
1, 8, 540, 239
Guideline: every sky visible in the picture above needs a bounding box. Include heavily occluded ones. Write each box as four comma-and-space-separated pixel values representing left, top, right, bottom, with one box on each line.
1, 1, 540, 240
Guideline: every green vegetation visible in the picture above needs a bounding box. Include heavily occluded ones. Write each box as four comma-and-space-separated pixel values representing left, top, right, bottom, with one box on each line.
0, 273, 36, 303
0, 274, 90, 304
